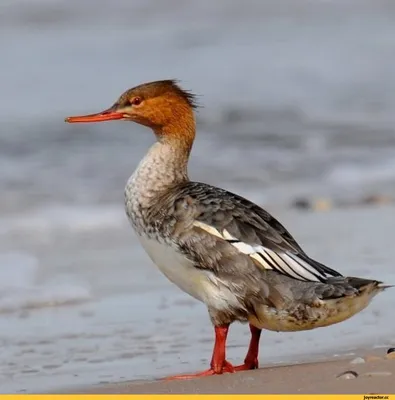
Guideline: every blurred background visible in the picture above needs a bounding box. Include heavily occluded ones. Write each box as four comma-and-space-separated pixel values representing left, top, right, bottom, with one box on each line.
1, 0, 395, 393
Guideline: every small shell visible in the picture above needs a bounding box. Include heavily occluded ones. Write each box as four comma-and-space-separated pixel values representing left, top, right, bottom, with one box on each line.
350, 357, 365, 365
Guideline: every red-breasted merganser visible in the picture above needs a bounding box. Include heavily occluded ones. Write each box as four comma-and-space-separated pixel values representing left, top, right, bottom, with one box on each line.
65, 80, 391, 379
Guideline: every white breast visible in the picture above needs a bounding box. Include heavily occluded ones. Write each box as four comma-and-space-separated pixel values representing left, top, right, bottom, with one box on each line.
137, 235, 242, 312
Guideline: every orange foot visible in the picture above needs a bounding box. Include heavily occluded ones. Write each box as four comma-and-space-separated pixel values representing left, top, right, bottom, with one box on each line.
233, 358, 259, 371
163, 360, 235, 380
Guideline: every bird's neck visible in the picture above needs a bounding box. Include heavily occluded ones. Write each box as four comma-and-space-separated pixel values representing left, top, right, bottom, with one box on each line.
126, 128, 195, 210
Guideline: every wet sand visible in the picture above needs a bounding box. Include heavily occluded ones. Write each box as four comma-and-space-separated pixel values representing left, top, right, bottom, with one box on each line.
60, 348, 395, 394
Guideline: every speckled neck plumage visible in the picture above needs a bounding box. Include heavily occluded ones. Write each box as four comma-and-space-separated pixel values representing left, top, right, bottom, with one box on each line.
124, 136, 191, 234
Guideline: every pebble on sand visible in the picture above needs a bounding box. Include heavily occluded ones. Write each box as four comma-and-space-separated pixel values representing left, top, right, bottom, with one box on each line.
291, 198, 333, 212
291, 198, 311, 211
336, 370, 358, 380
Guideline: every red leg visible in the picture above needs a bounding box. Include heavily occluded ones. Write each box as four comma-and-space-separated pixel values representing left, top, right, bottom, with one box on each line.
234, 324, 261, 371
163, 324, 235, 380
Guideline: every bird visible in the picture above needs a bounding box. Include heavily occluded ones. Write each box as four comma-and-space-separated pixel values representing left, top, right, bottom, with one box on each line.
65, 79, 391, 379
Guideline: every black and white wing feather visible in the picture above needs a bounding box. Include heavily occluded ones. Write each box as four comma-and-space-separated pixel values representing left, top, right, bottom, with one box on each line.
176, 182, 342, 283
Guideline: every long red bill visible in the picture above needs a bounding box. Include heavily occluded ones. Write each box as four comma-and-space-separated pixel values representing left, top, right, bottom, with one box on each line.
65, 108, 123, 123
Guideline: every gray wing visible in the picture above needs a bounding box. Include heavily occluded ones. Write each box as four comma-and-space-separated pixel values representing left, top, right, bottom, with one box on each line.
172, 181, 342, 283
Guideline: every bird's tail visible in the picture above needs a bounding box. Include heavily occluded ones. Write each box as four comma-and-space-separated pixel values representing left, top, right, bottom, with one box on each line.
376, 283, 394, 291
345, 277, 393, 295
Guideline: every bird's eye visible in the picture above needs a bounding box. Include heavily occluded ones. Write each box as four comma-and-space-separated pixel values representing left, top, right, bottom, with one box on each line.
131, 97, 142, 106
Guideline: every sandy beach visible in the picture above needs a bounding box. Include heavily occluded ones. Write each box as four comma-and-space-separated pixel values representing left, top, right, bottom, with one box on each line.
60, 348, 395, 394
